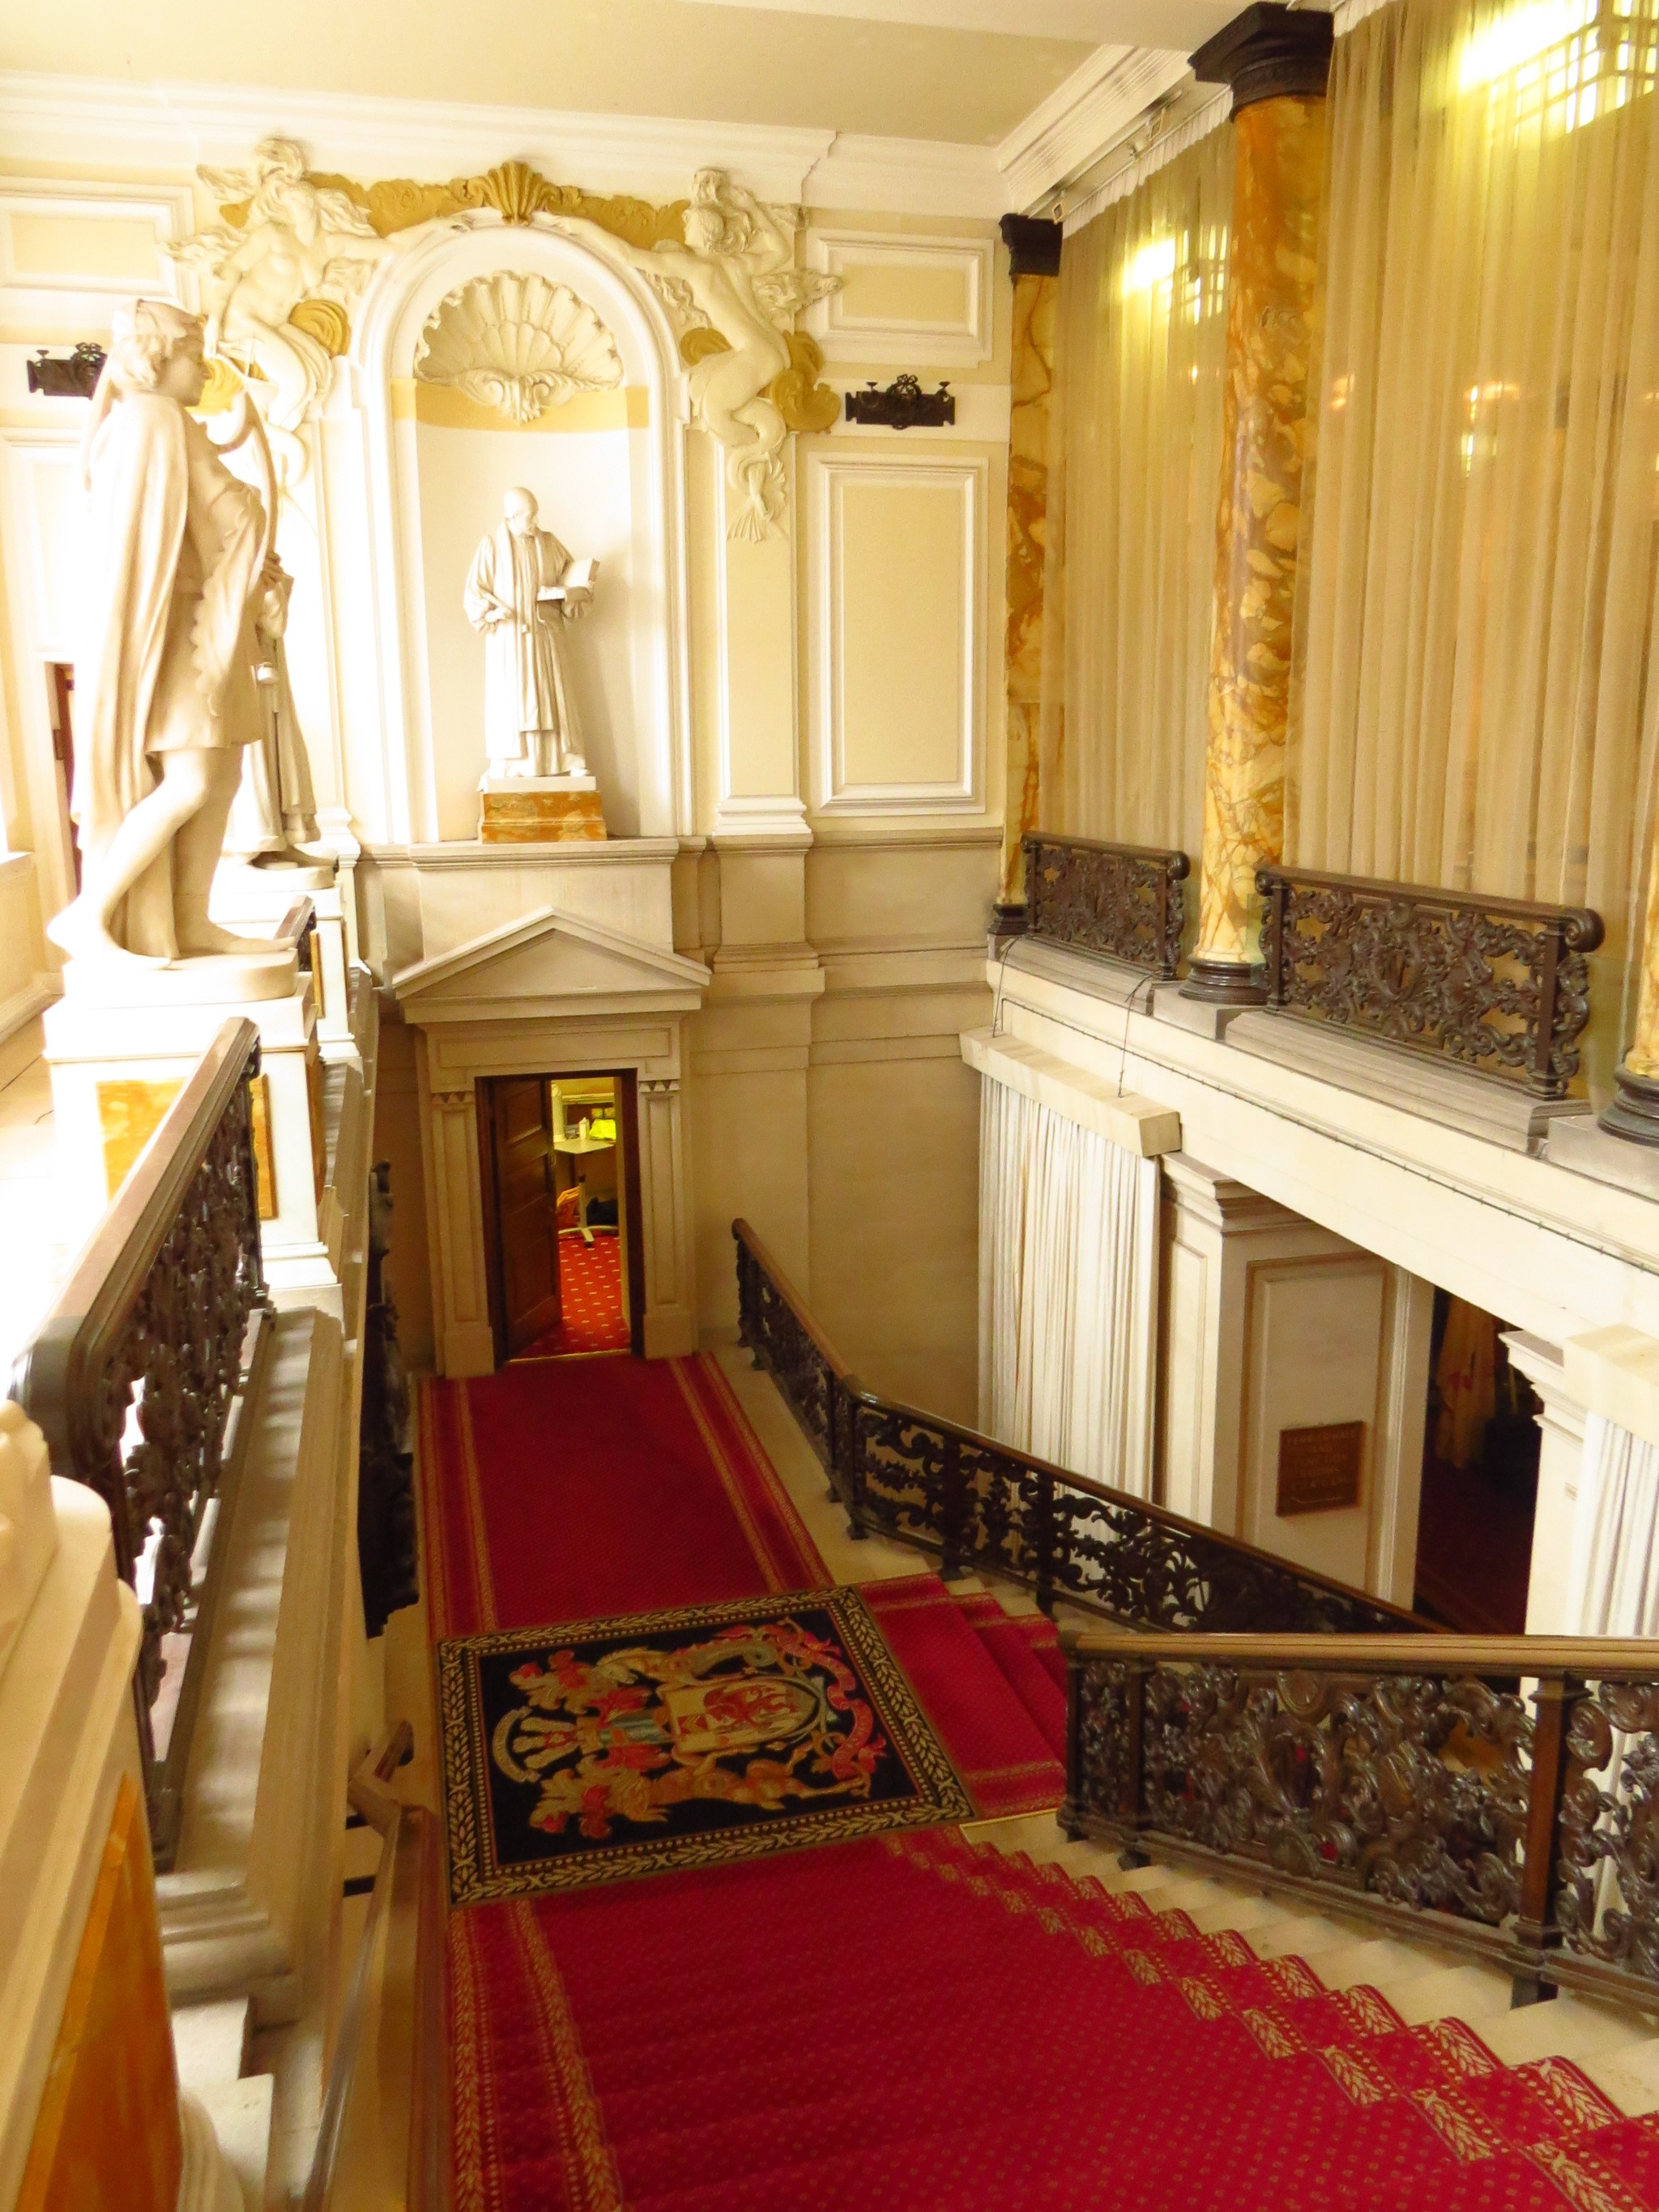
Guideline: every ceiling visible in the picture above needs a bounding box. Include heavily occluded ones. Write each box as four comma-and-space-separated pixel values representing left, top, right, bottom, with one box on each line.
0, 0, 1134, 147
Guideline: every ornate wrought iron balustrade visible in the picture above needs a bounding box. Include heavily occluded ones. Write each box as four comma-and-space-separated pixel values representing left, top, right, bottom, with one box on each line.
11, 1018, 270, 1861
1255, 865, 1603, 1097
1021, 834, 1190, 977
734, 1219, 1415, 1638
1063, 1630, 1659, 2009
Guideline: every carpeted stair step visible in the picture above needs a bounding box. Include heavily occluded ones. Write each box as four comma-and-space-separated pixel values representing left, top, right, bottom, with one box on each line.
952, 1592, 1069, 1758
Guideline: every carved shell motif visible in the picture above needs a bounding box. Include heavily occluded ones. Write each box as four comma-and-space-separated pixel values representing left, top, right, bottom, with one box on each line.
415, 272, 623, 425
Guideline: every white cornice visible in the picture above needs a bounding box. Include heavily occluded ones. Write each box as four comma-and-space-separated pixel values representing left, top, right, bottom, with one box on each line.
0, 72, 1008, 218
996, 41, 1192, 213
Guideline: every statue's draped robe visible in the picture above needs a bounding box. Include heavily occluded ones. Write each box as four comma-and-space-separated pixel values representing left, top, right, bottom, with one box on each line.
226, 567, 319, 858
463, 522, 584, 771
75, 389, 266, 954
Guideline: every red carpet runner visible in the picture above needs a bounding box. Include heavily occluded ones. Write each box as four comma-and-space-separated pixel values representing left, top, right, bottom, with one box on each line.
517, 1232, 632, 1361
419, 1355, 825, 1638
450, 1829, 1655, 2212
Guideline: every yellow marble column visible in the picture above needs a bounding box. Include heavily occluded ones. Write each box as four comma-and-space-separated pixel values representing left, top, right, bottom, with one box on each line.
998, 217, 1062, 916
1183, 3, 1333, 1006
1602, 826, 1659, 1142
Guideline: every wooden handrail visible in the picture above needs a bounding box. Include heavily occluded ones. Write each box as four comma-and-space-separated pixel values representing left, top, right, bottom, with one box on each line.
733, 1216, 1420, 1637
1063, 1627, 1659, 1672
304, 1730, 450, 2212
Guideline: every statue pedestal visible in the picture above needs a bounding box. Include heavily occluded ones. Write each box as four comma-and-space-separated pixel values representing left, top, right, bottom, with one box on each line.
213, 856, 355, 1057
43, 952, 334, 1296
478, 774, 607, 845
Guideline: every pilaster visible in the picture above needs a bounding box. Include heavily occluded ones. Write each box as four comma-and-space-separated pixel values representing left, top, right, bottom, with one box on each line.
1503, 1332, 1589, 1635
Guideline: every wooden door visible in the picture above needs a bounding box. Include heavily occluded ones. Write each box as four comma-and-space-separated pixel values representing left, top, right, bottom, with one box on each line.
488, 1077, 561, 1356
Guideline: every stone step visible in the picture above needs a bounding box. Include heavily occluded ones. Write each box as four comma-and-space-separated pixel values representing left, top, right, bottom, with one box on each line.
1384, 1962, 1516, 2026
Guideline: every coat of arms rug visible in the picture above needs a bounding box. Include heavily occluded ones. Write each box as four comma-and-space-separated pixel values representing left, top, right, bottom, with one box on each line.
437, 1586, 972, 1903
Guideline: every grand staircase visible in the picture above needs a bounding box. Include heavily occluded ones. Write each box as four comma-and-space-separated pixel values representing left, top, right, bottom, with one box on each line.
491, 1805, 1659, 2211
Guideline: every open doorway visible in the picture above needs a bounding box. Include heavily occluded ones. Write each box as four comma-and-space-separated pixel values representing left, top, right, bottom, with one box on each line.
476, 1070, 646, 1366
1412, 1290, 1541, 1632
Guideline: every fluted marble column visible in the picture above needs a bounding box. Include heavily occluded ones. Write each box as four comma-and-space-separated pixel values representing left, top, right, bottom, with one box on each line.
997, 216, 1062, 918
1182, 2, 1333, 1007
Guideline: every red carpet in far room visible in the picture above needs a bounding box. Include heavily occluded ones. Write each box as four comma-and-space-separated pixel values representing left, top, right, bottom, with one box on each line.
418, 1354, 827, 1638
450, 1828, 1653, 2212
517, 1231, 632, 1360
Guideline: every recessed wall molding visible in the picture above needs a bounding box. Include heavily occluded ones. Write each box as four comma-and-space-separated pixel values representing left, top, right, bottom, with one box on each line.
804, 229, 994, 369
804, 446, 987, 818
0, 177, 194, 328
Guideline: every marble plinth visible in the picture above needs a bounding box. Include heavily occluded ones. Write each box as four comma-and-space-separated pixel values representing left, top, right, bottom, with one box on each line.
55, 946, 296, 1008
212, 857, 356, 1054
44, 972, 331, 1287
479, 774, 607, 844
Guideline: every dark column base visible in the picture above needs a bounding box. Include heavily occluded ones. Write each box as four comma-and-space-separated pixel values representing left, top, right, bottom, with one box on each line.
1179, 955, 1267, 1008
1599, 1061, 1659, 1147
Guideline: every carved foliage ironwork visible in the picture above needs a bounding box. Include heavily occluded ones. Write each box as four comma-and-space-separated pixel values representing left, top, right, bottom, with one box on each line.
1557, 1680, 1659, 1984
1257, 870, 1602, 1097
1076, 1659, 1138, 1821
1024, 835, 1188, 977
844, 375, 956, 429
736, 1237, 835, 1466
1132, 1662, 1531, 1922
78, 1073, 265, 1709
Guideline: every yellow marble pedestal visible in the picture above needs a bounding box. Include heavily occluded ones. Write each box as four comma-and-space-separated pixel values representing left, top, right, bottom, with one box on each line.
479, 782, 608, 844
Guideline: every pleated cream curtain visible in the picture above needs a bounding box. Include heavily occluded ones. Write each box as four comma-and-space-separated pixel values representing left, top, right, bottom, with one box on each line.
1040, 126, 1232, 856
1564, 1412, 1659, 1634
977, 1076, 1159, 1497
1290, 0, 1659, 1088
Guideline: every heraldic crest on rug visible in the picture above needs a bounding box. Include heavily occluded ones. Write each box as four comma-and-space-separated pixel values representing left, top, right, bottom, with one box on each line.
438, 1586, 970, 1902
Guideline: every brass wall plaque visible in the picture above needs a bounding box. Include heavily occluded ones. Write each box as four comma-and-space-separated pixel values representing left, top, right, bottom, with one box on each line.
1275, 1421, 1365, 1517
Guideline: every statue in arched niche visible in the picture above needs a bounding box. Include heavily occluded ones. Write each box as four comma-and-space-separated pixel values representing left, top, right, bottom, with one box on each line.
171, 139, 391, 478
558, 170, 837, 540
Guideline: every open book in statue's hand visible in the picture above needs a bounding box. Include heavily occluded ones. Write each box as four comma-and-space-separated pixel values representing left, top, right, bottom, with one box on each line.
538, 555, 599, 605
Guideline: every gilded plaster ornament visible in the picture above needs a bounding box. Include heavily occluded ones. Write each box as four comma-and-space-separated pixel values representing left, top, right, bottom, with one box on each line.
415, 271, 623, 424
170, 138, 392, 475
556, 169, 838, 540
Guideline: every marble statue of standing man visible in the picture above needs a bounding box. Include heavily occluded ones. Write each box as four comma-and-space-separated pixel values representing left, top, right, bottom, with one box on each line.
47, 297, 275, 972
463, 489, 595, 779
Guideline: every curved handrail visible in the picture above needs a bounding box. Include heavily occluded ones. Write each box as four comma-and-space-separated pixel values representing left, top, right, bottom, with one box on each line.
732, 1217, 1422, 1637
303, 1724, 450, 2212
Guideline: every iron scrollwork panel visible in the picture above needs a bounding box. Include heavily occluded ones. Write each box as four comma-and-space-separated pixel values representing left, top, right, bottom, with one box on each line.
1257, 871, 1602, 1098
83, 1072, 265, 1710
1049, 1491, 1408, 1636
1024, 836, 1188, 977
1556, 1680, 1659, 1987
744, 1266, 834, 1466
852, 1403, 952, 1549
1137, 1663, 1531, 1923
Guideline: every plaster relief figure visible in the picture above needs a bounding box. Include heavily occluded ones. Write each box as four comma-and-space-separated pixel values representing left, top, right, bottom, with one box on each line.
172, 139, 390, 472
224, 557, 320, 865
559, 170, 835, 540
464, 489, 597, 779
48, 301, 277, 974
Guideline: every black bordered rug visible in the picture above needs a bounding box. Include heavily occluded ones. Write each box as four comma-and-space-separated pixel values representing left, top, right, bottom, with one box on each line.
437, 1586, 972, 1904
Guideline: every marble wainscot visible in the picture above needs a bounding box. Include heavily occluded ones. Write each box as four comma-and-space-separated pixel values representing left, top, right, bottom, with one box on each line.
42, 945, 335, 1300
477, 771, 608, 843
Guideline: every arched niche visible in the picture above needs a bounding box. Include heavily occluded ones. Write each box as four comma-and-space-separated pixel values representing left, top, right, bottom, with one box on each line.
352, 220, 690, 846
